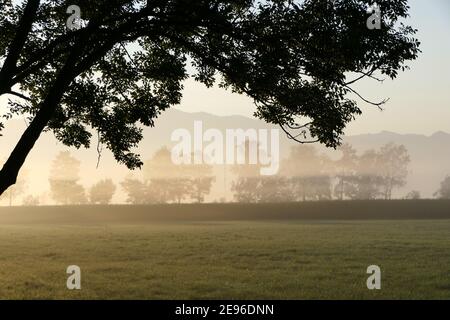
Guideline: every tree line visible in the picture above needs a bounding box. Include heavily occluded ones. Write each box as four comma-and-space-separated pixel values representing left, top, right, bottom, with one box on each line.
121, 148, 215, 204
1, 147, 215, 206
3, 142, 450, 206
232, 142, 437, 202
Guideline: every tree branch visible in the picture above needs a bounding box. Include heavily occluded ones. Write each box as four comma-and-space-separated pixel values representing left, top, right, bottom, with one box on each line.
344, 66, 384, 86
279, 123, 319, 144
7, 90, 32, 102
0, 0, 41, 94
345, 85, 389, 110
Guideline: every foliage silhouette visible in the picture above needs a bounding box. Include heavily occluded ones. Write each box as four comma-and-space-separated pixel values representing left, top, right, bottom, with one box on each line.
0, 0, 420, 194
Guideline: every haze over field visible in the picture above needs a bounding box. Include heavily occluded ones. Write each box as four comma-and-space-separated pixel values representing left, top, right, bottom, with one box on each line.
2, 109, 450, 205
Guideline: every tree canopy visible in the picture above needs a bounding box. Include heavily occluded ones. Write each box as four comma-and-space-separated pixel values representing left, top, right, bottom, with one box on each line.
0, 0, 420, 195
435, 176, 450, 200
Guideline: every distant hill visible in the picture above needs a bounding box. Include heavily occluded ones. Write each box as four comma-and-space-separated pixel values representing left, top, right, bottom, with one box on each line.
1, 109, 449, 204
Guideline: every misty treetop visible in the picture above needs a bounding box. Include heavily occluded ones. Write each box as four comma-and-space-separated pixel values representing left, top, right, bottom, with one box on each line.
47, 151, 117, 205
0, 0, 420, 195
49, 150, 87, 204
122, 147, 215, 204
435, 176, 450, 200
232, 143, 411, 202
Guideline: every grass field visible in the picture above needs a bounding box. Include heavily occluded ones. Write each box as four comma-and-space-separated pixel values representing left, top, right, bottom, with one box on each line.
0, 201, 449, 299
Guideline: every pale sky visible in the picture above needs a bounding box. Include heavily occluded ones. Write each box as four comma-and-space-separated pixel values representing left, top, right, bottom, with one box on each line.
176, 0, 450, 135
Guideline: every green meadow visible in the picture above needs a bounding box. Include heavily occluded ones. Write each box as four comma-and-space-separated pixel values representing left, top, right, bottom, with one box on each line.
0, 201, 449, 299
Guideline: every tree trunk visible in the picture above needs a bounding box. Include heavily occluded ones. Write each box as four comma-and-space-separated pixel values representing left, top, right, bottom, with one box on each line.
0, 26, 91, 196
0, 98, 59, 195
339, 175, 345, 200
0, 0, 40, 94
0, 68, 74, 196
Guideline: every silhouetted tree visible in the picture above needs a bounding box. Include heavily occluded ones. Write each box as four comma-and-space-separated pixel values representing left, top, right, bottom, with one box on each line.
282, 145, 332, 201
22, 194, 40, 206
231, 146, 316, 203
405, 190, 420, 200
232, 144, 334, 203
0, 0, 420, 195
190, 177, 215, 203
348, 175, 384, 200
184, 157, 215, 203
231, 177, 260, 203
435, 176, 450, 199
343, 143, 410, 200
50, 180, 87, 204
146, 178, 176, 203
256, 177, 294, 203
49, 151, 87, 204
331, 143, 410, 200
308, 176, 333, 200
345, 149, 384, 200
144, 147, 183, 180
333, 143, 358, 200
144, 147, 214, 203
377, 143, 410, 199
121, 177, 148, 204
89, 179, 116, 204
231, 140, 276, 202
